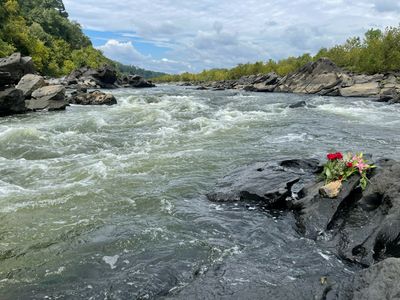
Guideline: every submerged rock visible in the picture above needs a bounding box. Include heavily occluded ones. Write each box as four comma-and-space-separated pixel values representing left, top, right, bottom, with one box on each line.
0, 88, 25, 116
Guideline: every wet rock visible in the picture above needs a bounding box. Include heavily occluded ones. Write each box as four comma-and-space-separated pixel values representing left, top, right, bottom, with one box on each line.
211, 157, 400, 266
289, 101, 307, 108
0, 88, 25, 116
207, 158, 320, 209
328, 258, 400, 300
16, 74, 45, 98
0, 53, 35, 84
69, 90, 117, 105
27, 85, 68, 111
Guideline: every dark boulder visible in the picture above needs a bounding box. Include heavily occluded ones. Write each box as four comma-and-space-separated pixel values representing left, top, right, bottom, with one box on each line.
289, 100, 307, 108
69, 90, 117, 105
378, 88, 400, 104
117, 74, 155, 88
207, 158, 320, 209
0, 72, 13, 89
209, 158, 400, 266
0, 53, 35, 84
0, 88, 25, 116
327, 258, 400, 300
66, 66, 118, 89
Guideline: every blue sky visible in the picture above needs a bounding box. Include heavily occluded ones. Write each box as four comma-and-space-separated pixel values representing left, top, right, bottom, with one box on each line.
63, 0, 400, 74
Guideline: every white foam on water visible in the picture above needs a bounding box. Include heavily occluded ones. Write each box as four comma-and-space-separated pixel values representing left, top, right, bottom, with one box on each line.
45, 266, 65, 277
102, 255, 119, 269
271, 133, 310, 144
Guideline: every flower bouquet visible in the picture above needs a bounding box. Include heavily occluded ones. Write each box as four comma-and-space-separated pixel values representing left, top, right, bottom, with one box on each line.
321, 152, 375, 198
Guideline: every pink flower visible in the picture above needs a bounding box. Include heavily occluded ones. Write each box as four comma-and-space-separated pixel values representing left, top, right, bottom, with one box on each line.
355, 162, 369, 173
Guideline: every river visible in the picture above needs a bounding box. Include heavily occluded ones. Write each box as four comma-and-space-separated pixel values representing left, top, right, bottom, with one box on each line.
0, 86, 399, 299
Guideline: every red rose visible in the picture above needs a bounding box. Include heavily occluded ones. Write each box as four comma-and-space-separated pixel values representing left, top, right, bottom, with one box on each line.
346, 162, 353, 168
335, 152, 343, 160
327, 153, 336, 160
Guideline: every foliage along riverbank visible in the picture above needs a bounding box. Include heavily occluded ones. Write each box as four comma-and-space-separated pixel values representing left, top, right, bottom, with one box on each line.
154, 26, 400, 83
0, 0, 165, 79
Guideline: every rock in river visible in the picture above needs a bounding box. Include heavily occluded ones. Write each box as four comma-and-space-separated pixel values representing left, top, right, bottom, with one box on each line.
16, 74, 45, 98
69, 90, 117, 105
0, 88, 25, 116
208, 157, 400, 298
27, 85, 68, 111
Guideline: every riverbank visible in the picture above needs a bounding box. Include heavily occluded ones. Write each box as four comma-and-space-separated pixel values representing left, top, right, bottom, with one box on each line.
177, 58, 400, 104
0, 53, 155, 116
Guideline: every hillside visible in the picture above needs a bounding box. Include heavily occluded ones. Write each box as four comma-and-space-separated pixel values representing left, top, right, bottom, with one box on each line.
0, 0, 162, 78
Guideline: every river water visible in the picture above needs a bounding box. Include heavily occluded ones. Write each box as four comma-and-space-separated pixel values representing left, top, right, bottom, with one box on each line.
0, 86, 399, 299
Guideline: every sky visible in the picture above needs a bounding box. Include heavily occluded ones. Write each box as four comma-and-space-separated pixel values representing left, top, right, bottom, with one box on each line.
63, 0, 400, 74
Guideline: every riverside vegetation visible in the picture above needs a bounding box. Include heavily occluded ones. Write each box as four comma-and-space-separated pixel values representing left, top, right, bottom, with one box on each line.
0, 0, 164, 78
155, 26, 400, 82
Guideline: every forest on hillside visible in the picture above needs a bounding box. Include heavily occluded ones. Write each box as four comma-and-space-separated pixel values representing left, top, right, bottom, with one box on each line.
0, 0, 165, 78
155, 26, 400, 82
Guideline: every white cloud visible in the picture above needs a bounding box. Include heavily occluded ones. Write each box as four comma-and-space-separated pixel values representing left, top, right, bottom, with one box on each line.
64, 0, 400, 73
98, 40, 147, 64
97, 39, 192, 73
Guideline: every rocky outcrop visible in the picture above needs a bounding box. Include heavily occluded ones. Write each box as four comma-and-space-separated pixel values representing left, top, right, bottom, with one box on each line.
66, 66, 118, 89
208, 157, 400, 298
191, 59, 400, 104
66, 66, 155, 89
16, 74, 45, 98
118, 74, 155, 88
26, 85, 68, 111
0, 88, 25, 116
0, 53, 35, 84
276, 58, 343, 95
328, 258, 400, 299
68, 90, 117, 105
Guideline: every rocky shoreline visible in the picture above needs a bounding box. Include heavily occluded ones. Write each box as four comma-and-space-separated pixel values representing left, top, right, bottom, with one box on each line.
207, 157, 400, 299
0, 53, 155, 117
181, 58, 400, 104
